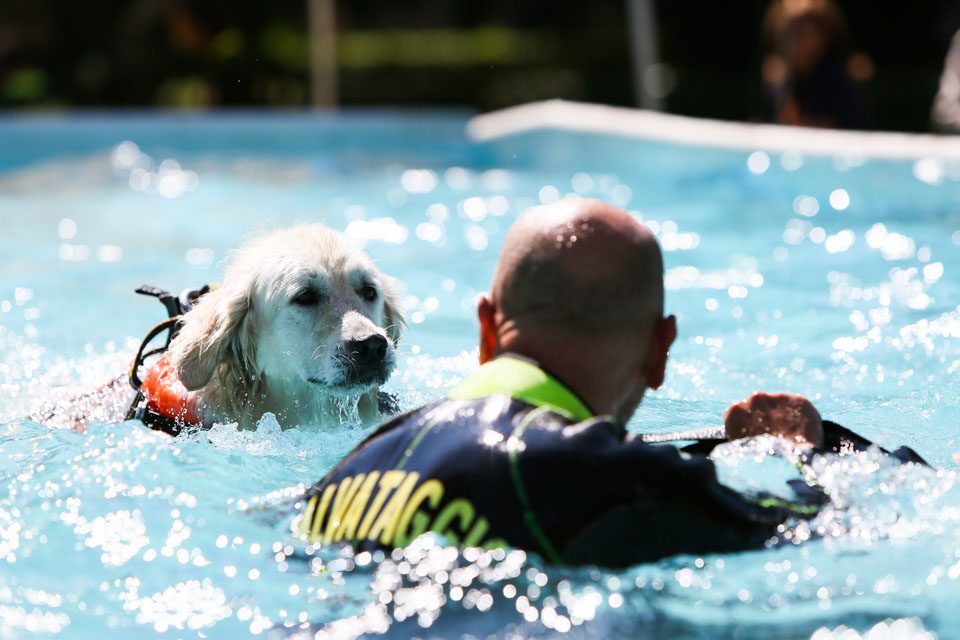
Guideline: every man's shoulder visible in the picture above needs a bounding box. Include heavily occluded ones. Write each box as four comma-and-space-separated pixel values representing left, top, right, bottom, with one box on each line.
328, 393, 655, 486
379, 393, 580, 429
354, 393, 610, 458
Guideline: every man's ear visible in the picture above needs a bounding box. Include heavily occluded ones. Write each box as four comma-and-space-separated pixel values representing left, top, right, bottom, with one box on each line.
644, 314, 677, 390
477, 294, 498, 365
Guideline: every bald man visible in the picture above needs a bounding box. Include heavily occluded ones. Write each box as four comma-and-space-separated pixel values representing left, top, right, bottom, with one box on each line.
294, 199, 923, 567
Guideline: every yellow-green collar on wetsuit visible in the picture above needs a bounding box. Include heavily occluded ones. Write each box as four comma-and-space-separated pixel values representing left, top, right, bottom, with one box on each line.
447, 354, 594, 422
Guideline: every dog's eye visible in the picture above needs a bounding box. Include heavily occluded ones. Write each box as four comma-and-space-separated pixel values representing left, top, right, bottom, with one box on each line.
359, 285, 377, 302
292, 289, 320, 306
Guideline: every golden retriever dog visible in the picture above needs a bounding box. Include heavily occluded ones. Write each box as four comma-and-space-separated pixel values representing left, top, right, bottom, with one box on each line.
167, 224, 405, 429
34, 224, 404, 432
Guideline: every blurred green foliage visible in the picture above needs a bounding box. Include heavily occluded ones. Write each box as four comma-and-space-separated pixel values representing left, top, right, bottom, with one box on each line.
339, 28, 558, 68
261, 24, 310, 71
1, 69, 47, 102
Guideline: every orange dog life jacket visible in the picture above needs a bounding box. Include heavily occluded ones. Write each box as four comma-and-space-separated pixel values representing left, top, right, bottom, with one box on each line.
137, 353, 203, 433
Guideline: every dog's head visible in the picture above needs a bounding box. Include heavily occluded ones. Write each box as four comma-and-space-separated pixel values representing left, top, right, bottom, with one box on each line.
168, 225, 404, 403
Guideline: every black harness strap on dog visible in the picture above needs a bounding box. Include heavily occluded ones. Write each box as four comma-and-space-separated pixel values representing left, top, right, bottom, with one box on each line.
135, 284, 182, 320
124, 283, 217, 429
128, 316, 181, 391
131, 404, 184, 436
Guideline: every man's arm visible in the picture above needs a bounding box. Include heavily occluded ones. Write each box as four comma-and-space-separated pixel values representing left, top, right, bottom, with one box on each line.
724, 392, 928, 465
637, 392, 929, 465
518, 417, 810, 567
553, 423, 806, 567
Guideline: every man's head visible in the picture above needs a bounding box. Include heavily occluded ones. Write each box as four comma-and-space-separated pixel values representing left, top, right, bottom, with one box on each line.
478, 198, 676, 424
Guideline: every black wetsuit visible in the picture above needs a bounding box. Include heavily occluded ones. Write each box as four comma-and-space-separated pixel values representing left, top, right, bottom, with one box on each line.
296, 355, 924, 568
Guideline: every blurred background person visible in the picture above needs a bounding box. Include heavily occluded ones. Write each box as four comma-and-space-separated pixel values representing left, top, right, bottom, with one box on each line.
931, 28, 960, 132
762, 0, 868, 129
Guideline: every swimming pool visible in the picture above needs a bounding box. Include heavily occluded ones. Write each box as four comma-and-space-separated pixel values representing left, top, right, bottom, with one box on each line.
1, 108, 959, 639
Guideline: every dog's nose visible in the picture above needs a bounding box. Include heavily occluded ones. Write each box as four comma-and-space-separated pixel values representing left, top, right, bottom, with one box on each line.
346, 335, 388, 366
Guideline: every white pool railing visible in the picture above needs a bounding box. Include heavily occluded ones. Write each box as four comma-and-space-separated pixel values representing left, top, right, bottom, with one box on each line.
467, 100, 960, 160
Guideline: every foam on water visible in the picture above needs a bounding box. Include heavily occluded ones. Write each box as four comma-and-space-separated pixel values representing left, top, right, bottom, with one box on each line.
2, 114, 960, 638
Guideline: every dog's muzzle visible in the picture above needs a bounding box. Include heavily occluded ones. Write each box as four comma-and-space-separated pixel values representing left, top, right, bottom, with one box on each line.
340, 334, 391, 386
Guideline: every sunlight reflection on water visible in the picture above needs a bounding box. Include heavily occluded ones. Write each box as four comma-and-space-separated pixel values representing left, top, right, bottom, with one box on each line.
0, 116, 959, 637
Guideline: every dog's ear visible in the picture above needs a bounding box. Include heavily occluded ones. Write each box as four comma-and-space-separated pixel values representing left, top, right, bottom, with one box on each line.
168, 285, 254, 391
381, 276, 406, 346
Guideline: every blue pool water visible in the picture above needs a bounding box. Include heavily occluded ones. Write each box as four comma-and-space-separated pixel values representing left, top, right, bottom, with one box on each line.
1, 112, 959, 639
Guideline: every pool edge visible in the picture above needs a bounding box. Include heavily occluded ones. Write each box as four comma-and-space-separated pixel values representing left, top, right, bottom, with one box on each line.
467, 100, 960, 160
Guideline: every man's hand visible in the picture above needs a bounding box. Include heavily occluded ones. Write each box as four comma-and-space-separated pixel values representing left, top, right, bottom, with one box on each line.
724, 392, 825, 449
